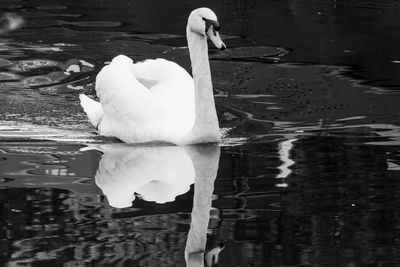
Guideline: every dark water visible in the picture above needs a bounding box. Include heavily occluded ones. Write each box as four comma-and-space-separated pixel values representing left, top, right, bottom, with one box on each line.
0, 0, 400, 266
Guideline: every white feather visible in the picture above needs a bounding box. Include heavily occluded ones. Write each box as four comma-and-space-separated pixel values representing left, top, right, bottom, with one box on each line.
79, 94, 103, 128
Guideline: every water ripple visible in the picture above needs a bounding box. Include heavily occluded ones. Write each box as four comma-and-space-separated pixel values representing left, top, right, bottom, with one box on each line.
59, 20, 122, 28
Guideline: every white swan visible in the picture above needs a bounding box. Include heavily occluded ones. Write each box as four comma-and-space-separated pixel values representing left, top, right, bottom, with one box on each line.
79, 8, 226, 145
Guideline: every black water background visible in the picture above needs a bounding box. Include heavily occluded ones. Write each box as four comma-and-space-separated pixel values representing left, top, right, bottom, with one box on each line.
0, 0, 399, 266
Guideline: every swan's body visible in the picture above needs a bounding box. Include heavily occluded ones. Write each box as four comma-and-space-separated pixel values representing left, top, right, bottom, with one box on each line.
80, 57, 195, 144
79, 8, 225, 145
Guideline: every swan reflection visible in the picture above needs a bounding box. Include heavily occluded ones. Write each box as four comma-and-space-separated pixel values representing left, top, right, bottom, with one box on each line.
88, 144, 223, 266
90, 144, 200, 208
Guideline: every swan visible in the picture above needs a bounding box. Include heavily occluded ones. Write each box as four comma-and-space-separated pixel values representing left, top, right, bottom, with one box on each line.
79, 8, 226, 145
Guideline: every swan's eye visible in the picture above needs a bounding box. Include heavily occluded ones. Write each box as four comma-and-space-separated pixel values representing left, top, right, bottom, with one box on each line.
202, 17, 221, 33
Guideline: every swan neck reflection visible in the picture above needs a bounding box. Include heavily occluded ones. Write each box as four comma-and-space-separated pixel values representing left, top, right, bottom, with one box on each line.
185, 145, 221, 266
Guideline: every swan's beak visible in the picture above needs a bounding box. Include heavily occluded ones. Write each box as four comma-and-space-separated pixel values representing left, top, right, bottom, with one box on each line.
207, 26, 226, 50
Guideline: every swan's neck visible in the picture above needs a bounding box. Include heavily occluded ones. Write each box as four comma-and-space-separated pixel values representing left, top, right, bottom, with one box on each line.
186, 27, 220, 143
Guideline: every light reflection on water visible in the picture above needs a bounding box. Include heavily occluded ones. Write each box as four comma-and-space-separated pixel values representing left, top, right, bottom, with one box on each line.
0, 0, 399, 266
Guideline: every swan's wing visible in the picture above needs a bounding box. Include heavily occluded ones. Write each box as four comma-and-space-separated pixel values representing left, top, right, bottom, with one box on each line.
130, 58, 195, 130
131, 58, 193, 96
93, 55, 195, 143
95, 55, 163, 124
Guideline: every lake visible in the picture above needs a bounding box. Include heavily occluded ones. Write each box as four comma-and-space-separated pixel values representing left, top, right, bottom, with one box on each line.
0, 0, 400, 266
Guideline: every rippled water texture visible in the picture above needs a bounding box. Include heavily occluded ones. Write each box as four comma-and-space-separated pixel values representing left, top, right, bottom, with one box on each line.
0, 0, 400, 266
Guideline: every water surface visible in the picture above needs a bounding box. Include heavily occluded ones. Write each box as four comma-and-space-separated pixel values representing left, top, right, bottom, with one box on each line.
0, 0, 400, 266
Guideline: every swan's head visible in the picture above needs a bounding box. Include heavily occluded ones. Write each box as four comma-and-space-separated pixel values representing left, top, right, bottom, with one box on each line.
187, 7, 226, 50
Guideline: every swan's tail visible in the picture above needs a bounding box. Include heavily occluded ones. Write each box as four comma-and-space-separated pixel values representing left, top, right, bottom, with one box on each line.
79, 94, 104, 129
